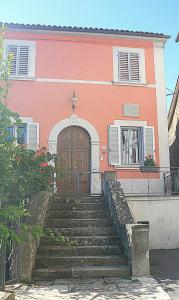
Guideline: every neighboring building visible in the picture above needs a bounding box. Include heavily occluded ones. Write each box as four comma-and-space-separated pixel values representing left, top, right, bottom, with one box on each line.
4, 23, 170, 194
168, 76, 179, 167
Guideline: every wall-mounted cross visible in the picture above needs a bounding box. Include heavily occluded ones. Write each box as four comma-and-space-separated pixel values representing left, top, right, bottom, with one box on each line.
70, 90, 79, 112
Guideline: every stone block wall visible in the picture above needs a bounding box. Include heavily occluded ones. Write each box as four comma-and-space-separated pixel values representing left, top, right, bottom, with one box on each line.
103, 180, 150, 277
19, 191, 51, 282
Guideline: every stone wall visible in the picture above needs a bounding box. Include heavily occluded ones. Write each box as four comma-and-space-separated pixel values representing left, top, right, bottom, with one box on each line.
103, 181, 150, 276
19, 191, 51, 282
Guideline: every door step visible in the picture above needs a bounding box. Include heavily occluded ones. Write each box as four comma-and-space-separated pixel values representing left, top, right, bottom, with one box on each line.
33, 265, 131, 280
37, 245, 120, 256
40, 235, 120, 246
45, 218, 113, 227
72, 265, 131, 278
35, 255, 127, 268
47, 210, 110, 219
48, 202, 107, 211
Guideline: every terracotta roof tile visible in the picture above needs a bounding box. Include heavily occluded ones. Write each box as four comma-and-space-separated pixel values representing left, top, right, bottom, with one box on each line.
1, 22, 170, 39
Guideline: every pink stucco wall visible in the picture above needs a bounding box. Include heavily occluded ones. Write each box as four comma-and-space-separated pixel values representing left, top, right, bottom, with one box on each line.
5, 30, 159, 171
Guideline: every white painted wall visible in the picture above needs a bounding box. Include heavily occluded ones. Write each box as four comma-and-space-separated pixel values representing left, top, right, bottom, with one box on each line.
153, 41, 170, 169
127, 196, 179, 249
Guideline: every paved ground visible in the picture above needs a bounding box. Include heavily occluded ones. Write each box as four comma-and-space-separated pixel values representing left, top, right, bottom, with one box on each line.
4, 249, 179, 300
14, 277, 170, 300
150, 249, 179, 300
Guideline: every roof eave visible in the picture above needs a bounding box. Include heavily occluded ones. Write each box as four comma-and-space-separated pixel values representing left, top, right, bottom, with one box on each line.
2, 22, 170, 40
6, 27, 170, 43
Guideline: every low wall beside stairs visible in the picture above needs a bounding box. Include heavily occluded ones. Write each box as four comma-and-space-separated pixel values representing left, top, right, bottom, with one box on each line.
103, 181, 150, 277
19, 191, 51, 282
127, 195, 179, 249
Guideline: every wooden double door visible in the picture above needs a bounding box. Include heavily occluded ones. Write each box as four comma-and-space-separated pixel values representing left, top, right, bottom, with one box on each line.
57, 126, 91, 195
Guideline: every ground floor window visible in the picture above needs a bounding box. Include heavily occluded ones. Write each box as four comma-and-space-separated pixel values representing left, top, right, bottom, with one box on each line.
108, 123, 154, 167
121, 127, 141, 165
7, 124, 27, 144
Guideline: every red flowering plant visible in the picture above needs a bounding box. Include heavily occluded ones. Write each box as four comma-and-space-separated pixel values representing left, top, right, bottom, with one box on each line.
0, 26, 57, 251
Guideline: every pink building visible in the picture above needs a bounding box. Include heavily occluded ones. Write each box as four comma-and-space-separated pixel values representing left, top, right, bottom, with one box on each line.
5, 23, 170, 194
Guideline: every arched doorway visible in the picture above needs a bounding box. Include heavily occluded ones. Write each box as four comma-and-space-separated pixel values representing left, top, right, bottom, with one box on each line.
57, 126, 91, 194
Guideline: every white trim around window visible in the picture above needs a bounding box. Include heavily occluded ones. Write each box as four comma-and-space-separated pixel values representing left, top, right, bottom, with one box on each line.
113, 46, 146, 85
114, 120, 147, 127
4, 39, 36, 79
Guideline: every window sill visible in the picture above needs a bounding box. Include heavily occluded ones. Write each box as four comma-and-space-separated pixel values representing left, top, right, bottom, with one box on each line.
112, 81, 148, 87
10, 76, 36, 81
114, 165, 141, 170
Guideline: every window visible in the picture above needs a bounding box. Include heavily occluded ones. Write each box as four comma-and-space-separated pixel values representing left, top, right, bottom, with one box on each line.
5, 40, 36, 78
113, 47, 146, 84
16, 124, 27, 144
108, 124, 154, 167
121, 127, 141, 165
6, 121, 39, 151
7, 126, 14, 142
7, 124, 27, 145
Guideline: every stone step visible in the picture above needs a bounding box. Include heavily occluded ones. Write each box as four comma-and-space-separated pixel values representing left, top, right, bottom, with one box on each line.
47, 210, 110, 219
32, 267, 71, 280
40, 235, 120, 246
72, 265, 131, 278
37, 245, 120, 256
35, 255, 127, 268
52, 196, 105, 204
48, 202, 107, 211
45, 218, 112, 227
44, 226, 116, 236
32, 265, 131, 280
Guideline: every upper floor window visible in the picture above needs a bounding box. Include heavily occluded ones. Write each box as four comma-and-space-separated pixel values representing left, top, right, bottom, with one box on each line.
113, 47, 146, 84
5, 40, 36, 79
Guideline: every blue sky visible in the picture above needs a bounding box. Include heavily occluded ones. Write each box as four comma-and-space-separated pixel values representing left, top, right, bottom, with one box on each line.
0, 0, 178, 108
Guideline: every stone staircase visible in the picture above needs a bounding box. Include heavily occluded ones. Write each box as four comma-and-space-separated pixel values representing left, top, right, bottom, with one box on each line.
32, 194, 131, 280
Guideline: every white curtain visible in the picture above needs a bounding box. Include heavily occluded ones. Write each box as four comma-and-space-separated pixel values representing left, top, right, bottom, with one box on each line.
122, 128, 139, 165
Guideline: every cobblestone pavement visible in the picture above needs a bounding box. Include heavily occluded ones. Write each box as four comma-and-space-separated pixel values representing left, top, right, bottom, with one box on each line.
14, 277, 170, 300
150, 249, 179, 300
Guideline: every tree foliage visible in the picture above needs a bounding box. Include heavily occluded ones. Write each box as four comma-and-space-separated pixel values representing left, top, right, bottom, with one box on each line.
0, 26, 55, 246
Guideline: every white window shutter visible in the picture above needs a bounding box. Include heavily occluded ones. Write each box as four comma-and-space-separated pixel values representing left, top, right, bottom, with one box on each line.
27, 123, 39, 151
118, 52, 129, 82
130, 52, 140, 82
5, 40, 35, 78
18, 45, 29, 76
144, 126, 155, 158
108, 125, 121, 165
6, 44, 18, 76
